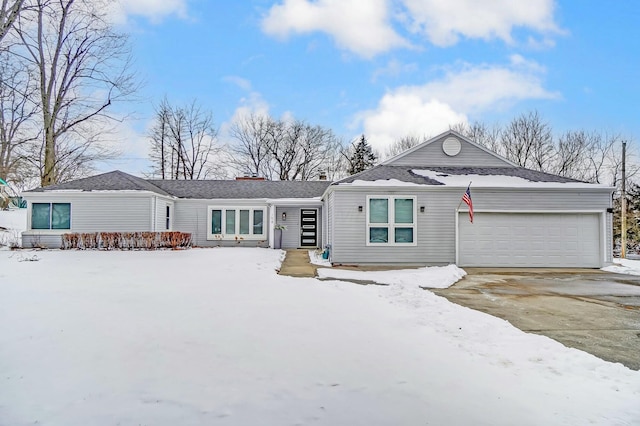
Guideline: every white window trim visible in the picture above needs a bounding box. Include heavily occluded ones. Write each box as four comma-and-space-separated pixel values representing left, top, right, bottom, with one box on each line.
366, 195, 417, 246
30, 201, 72, 231
207, 206, 267, 241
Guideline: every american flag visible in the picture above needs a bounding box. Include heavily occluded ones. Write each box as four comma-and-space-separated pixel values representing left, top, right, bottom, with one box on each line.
462, 185, 473, 223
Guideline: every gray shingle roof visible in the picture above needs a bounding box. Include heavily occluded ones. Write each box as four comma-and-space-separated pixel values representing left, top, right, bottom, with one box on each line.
28, 170, 332, 199
335, 165, 445, 185
150, 179, 331, 199
334, 165, 583, 185
27, 170, 171, 196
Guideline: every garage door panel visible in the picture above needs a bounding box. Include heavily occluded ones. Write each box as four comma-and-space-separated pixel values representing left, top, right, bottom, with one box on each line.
459, 213, 601, 267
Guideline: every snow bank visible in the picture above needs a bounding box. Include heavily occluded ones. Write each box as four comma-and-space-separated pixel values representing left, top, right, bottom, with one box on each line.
0, 208, 26, 248
0, 208, 27, 232
317, 264, 466, 289
602, 257, 640, 275
1, 248, 639, 425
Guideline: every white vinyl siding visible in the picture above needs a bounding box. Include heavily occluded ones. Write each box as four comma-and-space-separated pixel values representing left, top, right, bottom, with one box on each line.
207, 206, 266, 240
366, 196, 416, 246
22, 193, 158, 248
327, 187, 612, 266
387, 134, 513, 167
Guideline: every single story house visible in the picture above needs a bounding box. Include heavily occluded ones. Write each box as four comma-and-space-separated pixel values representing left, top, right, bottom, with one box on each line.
22, 130, 615, 268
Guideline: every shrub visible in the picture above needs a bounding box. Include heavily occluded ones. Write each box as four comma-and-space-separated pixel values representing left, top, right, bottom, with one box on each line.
61, 232, 192, 250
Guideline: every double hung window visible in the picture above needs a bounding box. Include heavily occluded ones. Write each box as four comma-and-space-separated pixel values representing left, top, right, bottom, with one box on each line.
209, 206, 266, 240
32, 203, 71, 230
367, 196, 416, 245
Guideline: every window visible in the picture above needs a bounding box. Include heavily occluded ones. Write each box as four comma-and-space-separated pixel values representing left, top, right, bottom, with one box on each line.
208, 206, 267, 240
32, 202, 71, 230
366, 196, 416, 245
166, 205, 171, 230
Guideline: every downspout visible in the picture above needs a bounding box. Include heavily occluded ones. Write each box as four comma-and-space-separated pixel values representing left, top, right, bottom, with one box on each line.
152, 196, 157, 231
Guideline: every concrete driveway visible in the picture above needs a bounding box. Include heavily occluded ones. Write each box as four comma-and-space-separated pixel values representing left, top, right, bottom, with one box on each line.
433, 269, 640, 370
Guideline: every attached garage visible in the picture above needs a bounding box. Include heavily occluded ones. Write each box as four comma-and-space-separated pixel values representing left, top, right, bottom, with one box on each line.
457, 212, 604, 268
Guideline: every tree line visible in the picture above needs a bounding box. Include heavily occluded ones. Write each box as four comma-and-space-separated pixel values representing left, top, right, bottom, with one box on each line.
146, 106, 378, 182
386, 110, 634, 187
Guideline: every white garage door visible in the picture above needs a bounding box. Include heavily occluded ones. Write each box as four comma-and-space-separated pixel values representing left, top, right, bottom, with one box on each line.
458, 212, 602, 267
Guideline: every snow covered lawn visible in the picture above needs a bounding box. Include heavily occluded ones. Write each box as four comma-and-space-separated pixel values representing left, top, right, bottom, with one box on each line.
1, 248, 639, 425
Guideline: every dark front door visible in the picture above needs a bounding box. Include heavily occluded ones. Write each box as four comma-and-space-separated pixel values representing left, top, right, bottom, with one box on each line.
300, 209, 318, 247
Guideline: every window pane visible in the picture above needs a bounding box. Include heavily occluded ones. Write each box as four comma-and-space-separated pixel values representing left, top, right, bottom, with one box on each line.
166, 206, 170, 230
369, 227, 388, 243
32, 203, 51, 229
211, 210, 222, 234
239, 210, 250, 234
225, 209, 236, 234
395, 227, 414, 243
395, 199, 413, 223
253, 210, 263, 235
369, 199, 388, 223
52, 203, 71, 229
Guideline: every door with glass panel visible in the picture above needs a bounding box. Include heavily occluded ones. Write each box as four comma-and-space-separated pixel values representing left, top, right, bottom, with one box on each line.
300, 209, 318, 247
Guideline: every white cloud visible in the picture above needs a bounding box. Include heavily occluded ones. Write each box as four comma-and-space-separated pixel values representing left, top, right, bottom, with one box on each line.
218, 91, 271, 148
109, 0, 188, 24
357, 57, 559, 153
401, 0, 561, 46
261, 0, 410, 58
358, 97, 466, 152
261, 0, 562, 56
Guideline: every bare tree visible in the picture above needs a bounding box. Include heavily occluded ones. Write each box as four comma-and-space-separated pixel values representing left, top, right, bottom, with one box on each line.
295, 123, 338, 180
551, 130, 597, 181
148, 99, 170, 179
0, 0, 24, 43
266, 119, 337, 180
229, 114, 342, 180
500, 110, 553, 170
14, 0, 136, 186
228, 113, 273, 178
452, 121, 503, 154
0, 50, 38, 184
148, 98, 223, 180
385, 134, 424, 158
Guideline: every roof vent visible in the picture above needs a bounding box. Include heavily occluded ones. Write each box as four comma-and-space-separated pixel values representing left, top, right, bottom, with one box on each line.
236, 176, 266, 181
442, 137, 461, 156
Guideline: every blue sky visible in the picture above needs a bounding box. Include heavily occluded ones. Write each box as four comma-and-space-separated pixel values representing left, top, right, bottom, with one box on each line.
103, 0, 640, 176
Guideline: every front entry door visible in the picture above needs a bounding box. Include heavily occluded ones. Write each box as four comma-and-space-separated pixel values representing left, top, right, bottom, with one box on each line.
300, 209, 318, 247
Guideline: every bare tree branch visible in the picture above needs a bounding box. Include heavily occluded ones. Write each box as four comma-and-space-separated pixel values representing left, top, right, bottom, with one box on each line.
14, 0, 137, 186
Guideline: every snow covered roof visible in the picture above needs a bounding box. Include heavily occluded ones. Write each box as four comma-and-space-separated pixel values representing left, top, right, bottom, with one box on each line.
334, 166, 611, 189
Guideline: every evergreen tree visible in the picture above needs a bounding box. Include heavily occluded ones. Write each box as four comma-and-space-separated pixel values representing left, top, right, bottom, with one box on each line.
347, 135, 376, 175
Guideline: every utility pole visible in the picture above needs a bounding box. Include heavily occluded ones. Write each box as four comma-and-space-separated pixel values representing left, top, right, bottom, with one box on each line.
621, 141, 627, 258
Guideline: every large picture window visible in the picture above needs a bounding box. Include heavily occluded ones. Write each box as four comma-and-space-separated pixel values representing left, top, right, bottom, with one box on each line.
208, 206, 267, 240
32, 202, 71, 230
366, 196, 416, 245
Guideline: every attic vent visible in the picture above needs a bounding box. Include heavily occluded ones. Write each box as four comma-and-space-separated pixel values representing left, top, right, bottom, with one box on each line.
442, 137, 461, 156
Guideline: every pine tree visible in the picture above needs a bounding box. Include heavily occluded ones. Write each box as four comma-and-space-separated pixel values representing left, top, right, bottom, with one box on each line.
347, 135, 376, 175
